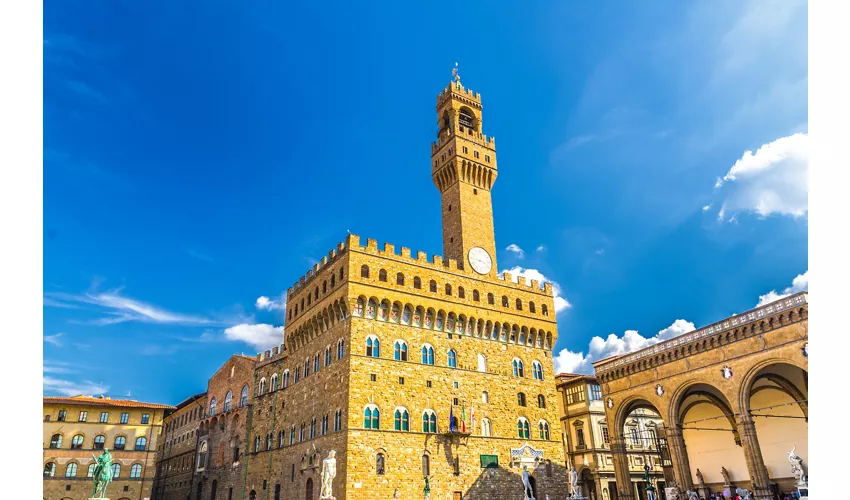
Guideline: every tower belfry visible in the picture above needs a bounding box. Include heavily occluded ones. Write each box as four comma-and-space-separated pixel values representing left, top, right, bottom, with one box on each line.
431, 71, 499, 276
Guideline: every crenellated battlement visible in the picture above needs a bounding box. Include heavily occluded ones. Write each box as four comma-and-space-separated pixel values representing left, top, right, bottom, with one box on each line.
256, 342, 288, 367
287, 240, 348, 299
431, 125, 496, 155
346, 233, 553, 296
437, 80, 482, 107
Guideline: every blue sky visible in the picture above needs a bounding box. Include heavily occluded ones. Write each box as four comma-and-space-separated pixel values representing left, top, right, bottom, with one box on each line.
43, 0, 808, 404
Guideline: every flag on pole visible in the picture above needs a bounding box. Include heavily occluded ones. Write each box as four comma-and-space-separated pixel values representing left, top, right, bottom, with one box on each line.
461, 403, 467, 433
471, 406, 476, 433
449, 405, 455, 433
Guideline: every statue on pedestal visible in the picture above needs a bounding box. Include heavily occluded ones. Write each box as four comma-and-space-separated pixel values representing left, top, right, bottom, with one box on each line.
684, 490, 699, 500
320, 450, 337, 500
720, 466, 732, 486
696, 469, 706, 489
569, 465, 580, 497
91, 448, 114, 499
393, 487, 400, 499
787, 446, 807, 484
522, 467, 535, 500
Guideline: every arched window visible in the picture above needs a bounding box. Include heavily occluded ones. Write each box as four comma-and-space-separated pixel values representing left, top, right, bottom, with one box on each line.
322, 281, 327, 294
445, 284, 452, 295
65, 462, 78, 478
376, 453, 385, 475
378, 301, 389, 321
366, 336, 380, 357
271, 374, 279, 392
394, 341, 408, 361
197, 442, 208, 469
87, 463, 96, 477
130, 463, 142, 478
396, 273, 405, 286
93, 435, 105, 450
325, 346, 332, 366
225, 391, 233, 411
487, 293, 495, 305
414, 277, 421, 289
43, 462, 56, 477
379, 269, 388, 282
458, 286, 465, 299
366, 299, 377, 319
393, 408, 410, 431
538, 394, 546, 408
283, 371, 290, 389
539, 420, 551, 440
421, 345, 435, 365
331, 274, 336, 287
481, 418, 492, 437
71, 434, 84, 449
532, 361, 544, 380
429, 280, 437, 292
512, 359, 525, 377
114, 436, 126, 450
477, 353, 487, 372
516, 298, 523, 310
360, 265, 369, 278
254, 436, 261, 452
502, 296, 509, 307
517, 392, 527, 406
240, 385, 249, 406
422, 455, 430, 476
401, 305, 412, 325
473, 289, 480, 301
209, 397, 217, 416
422, 410, 437, 433
482, 391, 489, 403
447, 349, 457, 368
111, 463, 121, 478
135, 437, 147, 451
542, 304, 549, 316
529, 301, 536, 313
517, 418, 530, 439
354, 297, 365, 317
49, 433, 62, 449
259, 378, 266, 395
363, 405, 380, 429
337, 339, 346, 359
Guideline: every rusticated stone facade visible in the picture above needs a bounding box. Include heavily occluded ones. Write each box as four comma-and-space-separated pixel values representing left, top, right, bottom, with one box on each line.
151, 392, 205, 500
157, 74, 568, 500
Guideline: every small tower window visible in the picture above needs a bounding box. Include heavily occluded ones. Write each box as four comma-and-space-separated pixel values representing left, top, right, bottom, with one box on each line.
459, 109, 475, 128
487, 293, 495, 305
413, 277, 421, 289
458, 287, 465, 299
473, 290, 480, 302
429, 280, 437, 293
445, 284, 452, 296
474, 151, 479, 159
396, 273, 405, 286
361, 265, 369, 279
379, 269, 387, 282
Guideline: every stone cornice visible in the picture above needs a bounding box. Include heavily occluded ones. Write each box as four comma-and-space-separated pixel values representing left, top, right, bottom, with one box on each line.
594, 292, 807, 382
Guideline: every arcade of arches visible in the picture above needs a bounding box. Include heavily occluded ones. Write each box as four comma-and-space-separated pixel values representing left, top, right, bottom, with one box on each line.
594, 293, 807, 500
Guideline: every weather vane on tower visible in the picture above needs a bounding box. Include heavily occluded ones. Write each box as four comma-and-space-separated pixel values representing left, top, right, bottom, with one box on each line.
452, 62, 460, 83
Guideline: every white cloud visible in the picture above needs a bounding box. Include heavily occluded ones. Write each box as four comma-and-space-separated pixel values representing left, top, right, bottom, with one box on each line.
43, 376, 108, 397
45, 290, 217, 326
553, 319, 696, 375
256, 295, 286, 311
756, 270, 808, 307
702, 204, 712, 212
44, 333, 64, 346
715, 133, 809, 221
536, 245, 546, 252
503, 267, 572, 313
223, 324, 285, 351
505, 244, 525, 259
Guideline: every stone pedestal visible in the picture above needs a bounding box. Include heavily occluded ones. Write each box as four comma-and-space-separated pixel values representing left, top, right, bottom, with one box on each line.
697, 487, 712, 499
796, 480, 808, 500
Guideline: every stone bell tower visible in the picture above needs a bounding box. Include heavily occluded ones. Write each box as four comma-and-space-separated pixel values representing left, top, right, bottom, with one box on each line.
430, 66, 499, 276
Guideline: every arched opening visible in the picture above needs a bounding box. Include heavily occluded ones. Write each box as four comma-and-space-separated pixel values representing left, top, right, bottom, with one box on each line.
305, 478, 314, 500
743, 361, 808, 494
579, 467, 596, 499
675, 383, 746, 492
528, 475, 538, 499
615, 399, 666, 500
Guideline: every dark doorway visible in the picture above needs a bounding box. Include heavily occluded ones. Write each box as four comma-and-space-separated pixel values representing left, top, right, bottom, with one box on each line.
608, 481, 618, 500
528, 476, 538, 499
249, 490, 256, 500
196, 483, 203, 500
210, 480, 217, 500
306, 478, 314, 500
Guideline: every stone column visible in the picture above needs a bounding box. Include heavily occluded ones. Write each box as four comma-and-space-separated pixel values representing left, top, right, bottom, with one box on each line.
736, 414, 772, 500
611, 437, 635, 500
665, 426, 694, 492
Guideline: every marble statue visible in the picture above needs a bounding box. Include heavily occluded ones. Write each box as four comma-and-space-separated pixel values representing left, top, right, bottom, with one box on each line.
735, 487, 753, 500
393, 487, 400, 499
720, 466, 731, 485
684, 490, 699, 500
521, 467, 535, 500
787, 446, 806, 483
91, 448, 114, 499
569, 466, 579, 496
320, 450, 337, 500
696, 469, 706, 489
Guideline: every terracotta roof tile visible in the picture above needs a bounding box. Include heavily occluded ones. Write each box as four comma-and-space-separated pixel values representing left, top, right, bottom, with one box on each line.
43, 395, 174, 410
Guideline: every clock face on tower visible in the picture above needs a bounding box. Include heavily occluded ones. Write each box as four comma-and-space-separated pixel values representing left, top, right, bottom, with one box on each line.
468, 247, 493, 275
